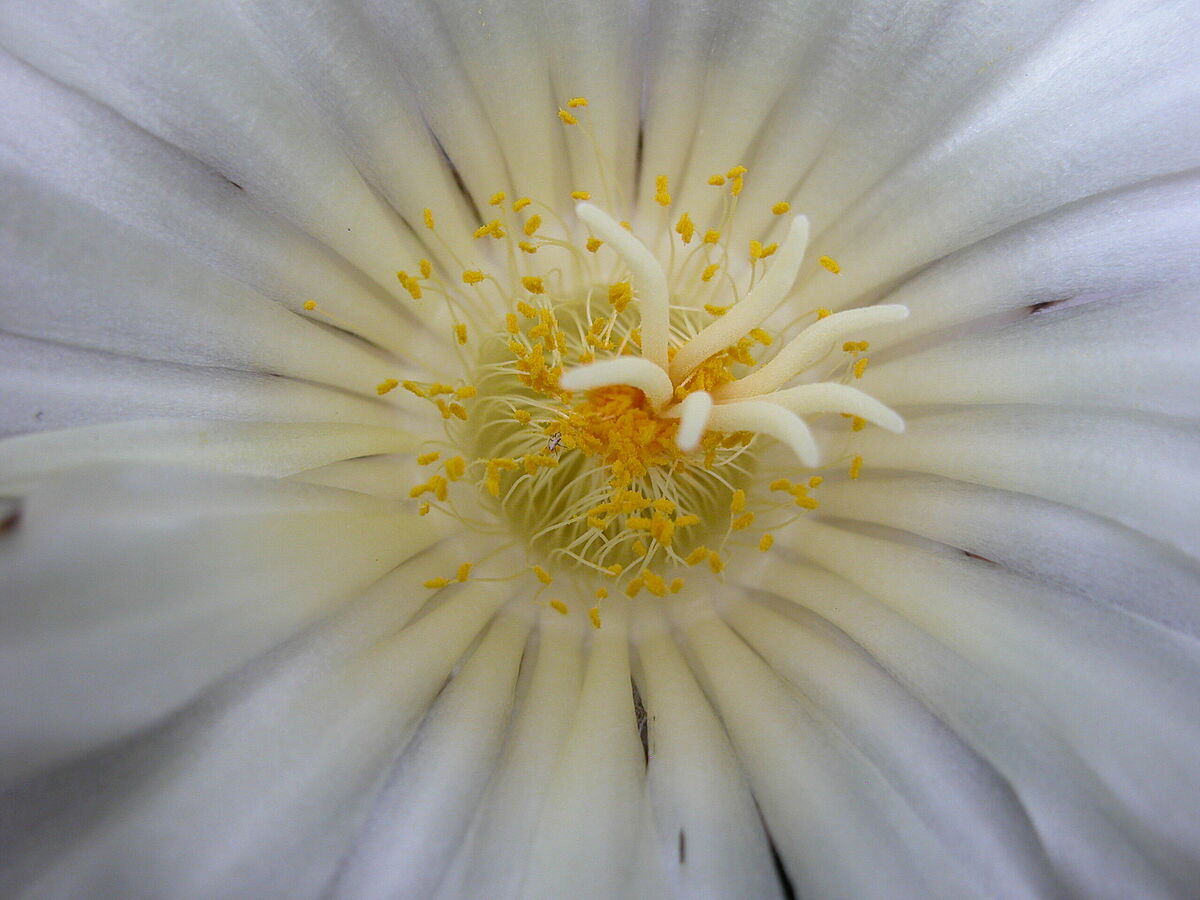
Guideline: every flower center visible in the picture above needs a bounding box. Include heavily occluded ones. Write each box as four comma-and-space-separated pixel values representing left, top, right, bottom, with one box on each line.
308, 97, 908, 626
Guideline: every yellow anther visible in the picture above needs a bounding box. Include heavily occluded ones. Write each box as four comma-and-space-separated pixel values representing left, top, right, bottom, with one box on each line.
522, 276, 545, 294
624, 577, 645, 598
396, 270, 422, 299
704, 304, 728, 316
506, 312, 520, 334
418, 502, 430, 516
701, 263, 720, 283
730, 175, 744, 196
772, 201, 791, 215
592, 587, 608, 601
842, 341, 858, 352
655, 174, 671, 206
586, 237, 602, 252
376, 378, 399, 396
707, 550, 725, 573
853, 358, 869, 379
523, 214, 542, 236
608, 281, 633, 313
473, 219, 505, 239
558, 108, 578, 125
606, 563, 624, 576
519, 241, 538, 253
652, 497, 676, 514
819, 255, 841, 274
769, 478, 790, 491
643, 570, 667, 597
419, 258, 432, 278
532, 564, 553, 585
454, 323, 469, 345
303, 299, 317, 311
417, 451, 440, 466
513, 197, 532, 211
570, 190, 592, 200
513, 409, 532, 424
707, 174, 726, 186
817, 307, 833, 319
851, 416, 867, 432
489, 191, 506, 206
445, 456, 467, 480
685, 546, 708, 566
808, 476, 824, 487
589, 606, 602, 629
550, 599, 569, 615
726, 165, 747, 177
759, 533, 775, 551
462, 270, 485, 284
568, 96, 589, 108
760, 242, 778, 258
402, 380, 427, 398
749, 240, 764, 261
423, 208, 435, 229
730, 489, 746, 513
675, 211, 695, 244
620, 220, 633, 231
632, 539, 648, 556
703, 229, 721, 245
675, 514, 700, 528
423, 577, 450, 589
456, 562, 473, 582
455, 385, 477, 399
750, 328, 773, 345
849, 455, 863, 479
732, 512, 755, 530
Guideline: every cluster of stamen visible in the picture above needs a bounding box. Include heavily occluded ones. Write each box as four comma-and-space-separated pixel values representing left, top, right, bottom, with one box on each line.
302, 97, 907, 627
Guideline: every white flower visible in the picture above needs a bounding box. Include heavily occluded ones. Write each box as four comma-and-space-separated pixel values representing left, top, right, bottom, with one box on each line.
2, 0, 1199, 898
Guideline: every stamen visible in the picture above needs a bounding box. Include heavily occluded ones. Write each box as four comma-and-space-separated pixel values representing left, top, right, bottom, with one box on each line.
718, 305, 908, 399
575, 202, 670, 372
670, 215, 810, 381
559, 358, 675, 410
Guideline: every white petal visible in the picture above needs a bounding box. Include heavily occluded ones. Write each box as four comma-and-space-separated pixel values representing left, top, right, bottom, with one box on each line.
866, 287, 1200, 417
754, 557, 1194, 898
522, 602, 653, 899
330, 604, 533, 900
0, 465, 453, 784
436, 610, 585, 900
848, 405, 1200, 559
0, 334, 403, 438
0, 421, 416, 493
669, 596, 978, 898
633, 605, 784, 900
816, 473, 1200, 641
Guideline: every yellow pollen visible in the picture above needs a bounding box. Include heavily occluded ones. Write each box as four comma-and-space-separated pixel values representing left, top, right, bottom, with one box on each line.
455, 323, 469, 344
462, 270, 485, 284
550, 599, 569, 615
506, 312, 519, 334
456, 385, 477, 399
445, 456, 467, 480
808, 476, 823, 487
595, 587, 608, 600
522, 276, 545, 294
772, 201, 791, 215
513, 197, 532, 211
558, 108, 578, 125
589, 606, 602, 629
568, 96, 589, 108
675, 212, 695, 244
456, 562, 473, 582
655, 174, 671, 206
817, 307, 833, 318
759, 533, 774, 551
419, 259, 432, 278
730, 489, 747, 513
524, 214, 542, 236
608, 281, 633, 313
417, 451, 440, 465
586, 237, 603, 252
423, 208, 435, 229
850, 455, 864, 479
701, 264, 720, 283
704, 304, 728, 316
853, 357, 869, 378
418, 502, 431, 516
376, 378, 399, 395
707, 174, 726, 186
570, 190, 591, 200
750, 327, 773, 345
819, 255, 841, 274
732, 512, 755, 530
532, 564, 553, 585
423, 577, 449, 589
703, 229, 721, 244
851, 416, 867, 432
303, 299, 317, 311
519, 241, 538, 253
